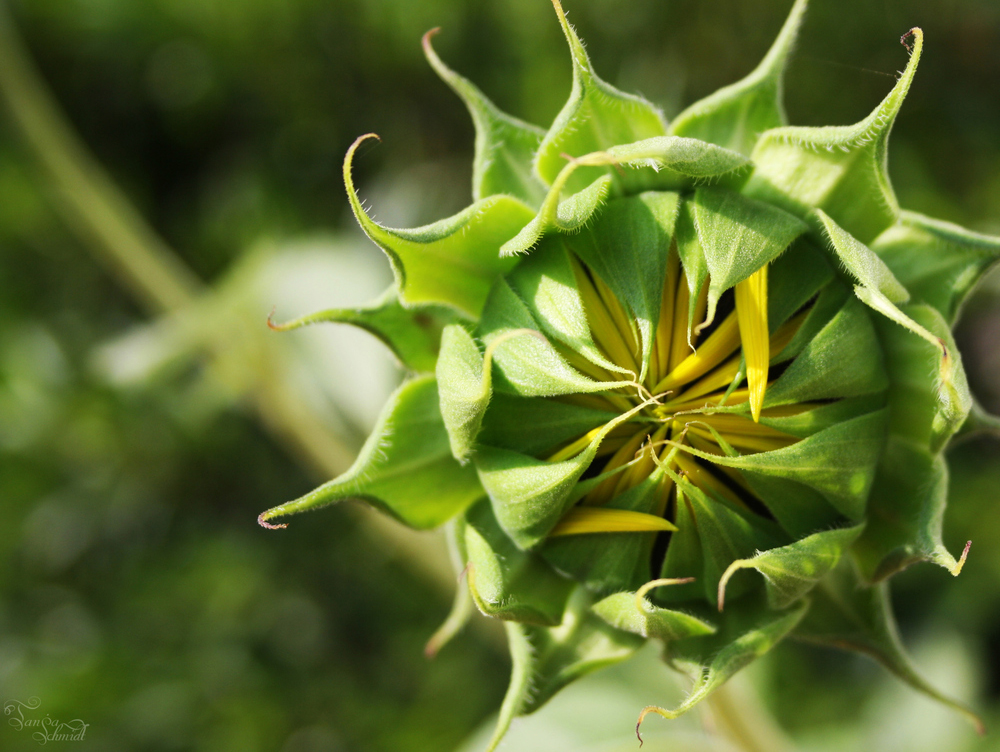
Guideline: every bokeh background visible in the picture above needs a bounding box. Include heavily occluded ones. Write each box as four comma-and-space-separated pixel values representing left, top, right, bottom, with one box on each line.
2, 0, 1000, 750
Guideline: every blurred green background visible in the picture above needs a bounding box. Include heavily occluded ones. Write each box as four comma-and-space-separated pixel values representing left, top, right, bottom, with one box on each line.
2, 0, 1000, 750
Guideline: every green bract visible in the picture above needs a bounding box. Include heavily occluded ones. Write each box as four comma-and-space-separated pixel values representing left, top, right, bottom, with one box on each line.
261, 0, 997, 746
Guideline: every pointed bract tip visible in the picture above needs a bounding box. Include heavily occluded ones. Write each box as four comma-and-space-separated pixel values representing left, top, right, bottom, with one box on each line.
422, 27, 441, 47
952, 540, 972, 576
347, 132, 381, 157
258, 512, 288, 530
421, 28, 443, 61
901, 27, 923, 55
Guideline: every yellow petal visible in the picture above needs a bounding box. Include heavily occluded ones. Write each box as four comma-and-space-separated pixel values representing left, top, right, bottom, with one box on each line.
571, 256, 638, 372
672, 450, 748, 509
653, 311, 740, 394
585, 425, 650, 505
549, 507, 678, 536
650, 248, 679, 386
735, 265, 769, 422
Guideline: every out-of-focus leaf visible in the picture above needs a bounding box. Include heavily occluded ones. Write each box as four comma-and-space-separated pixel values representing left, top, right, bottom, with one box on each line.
855, 438, 970, 581
638, 599, 807, 734
873, 210, 1000, 324
794, 559, 983, 733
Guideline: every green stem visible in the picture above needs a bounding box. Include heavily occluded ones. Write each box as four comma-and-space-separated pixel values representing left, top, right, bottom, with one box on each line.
0, 0, 455, 587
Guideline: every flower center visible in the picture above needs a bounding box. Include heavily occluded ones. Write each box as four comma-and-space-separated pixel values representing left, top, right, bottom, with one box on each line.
543, 246, 810, 536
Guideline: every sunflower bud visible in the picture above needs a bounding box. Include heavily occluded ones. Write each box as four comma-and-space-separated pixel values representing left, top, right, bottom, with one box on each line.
260, 0, 996, 746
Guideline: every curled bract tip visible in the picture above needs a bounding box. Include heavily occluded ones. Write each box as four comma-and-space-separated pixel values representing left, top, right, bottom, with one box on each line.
901, 27, 922, 55
422, 26, 441, 48
952, 540, 972, 576
258, 512, 287, 530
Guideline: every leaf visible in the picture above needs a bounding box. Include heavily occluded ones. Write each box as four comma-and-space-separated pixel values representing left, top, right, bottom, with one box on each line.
747, 29, 923, 242
436, 324, 552, 462
423, 29, 547, 207
534, 0, 666, 195
269, 286, 458, 373
425, 518, 476, 658
522, 589, 644, 711
876, 302, 972, 453
679, 480, 786, 604
344, 134, 534, 317
670, 0, 808, 155
815, 208, 910, 303
565, 191, 681, 381
766, 236, 834, 333
478, 277, 634, 397
595, 136, 752, 181
474, 398, 657, 549
257, 375, 482, 530
477, 393, 617, 457
741, 474, 844, 540
854, 438, 971, 581
638, 599, 808, 735
818, 210, 971, 450
690, 187, 808, 329
500, 175, 612, 257
506, 237, 627, 375
592, 587, 716, 641
657, 484, 706, 605
679, 410, 888, 521
462, 498, 574, 626
764, 296, 888, 406
670, 200, 710, 344
872, 209, 1000, 324
436, 324, 489, 462
540, 472, 669, 595
484, 587, 646, 751
500, 136, 748, 256
757, 393, 887, 439
768, 277, 850, 364
794, 558, 983, 734
718, 524, 864, 610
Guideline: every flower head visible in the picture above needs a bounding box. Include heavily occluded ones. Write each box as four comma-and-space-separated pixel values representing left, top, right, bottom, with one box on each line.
261, 0, 997, 745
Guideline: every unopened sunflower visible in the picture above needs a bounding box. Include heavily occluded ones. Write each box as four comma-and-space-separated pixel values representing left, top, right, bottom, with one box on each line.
260, 0, 998, 746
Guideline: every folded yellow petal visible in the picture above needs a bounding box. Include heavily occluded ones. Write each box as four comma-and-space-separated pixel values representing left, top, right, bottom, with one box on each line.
549, 507, 678, 536
735, 265, 769, 422
653, 311, 740, 394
